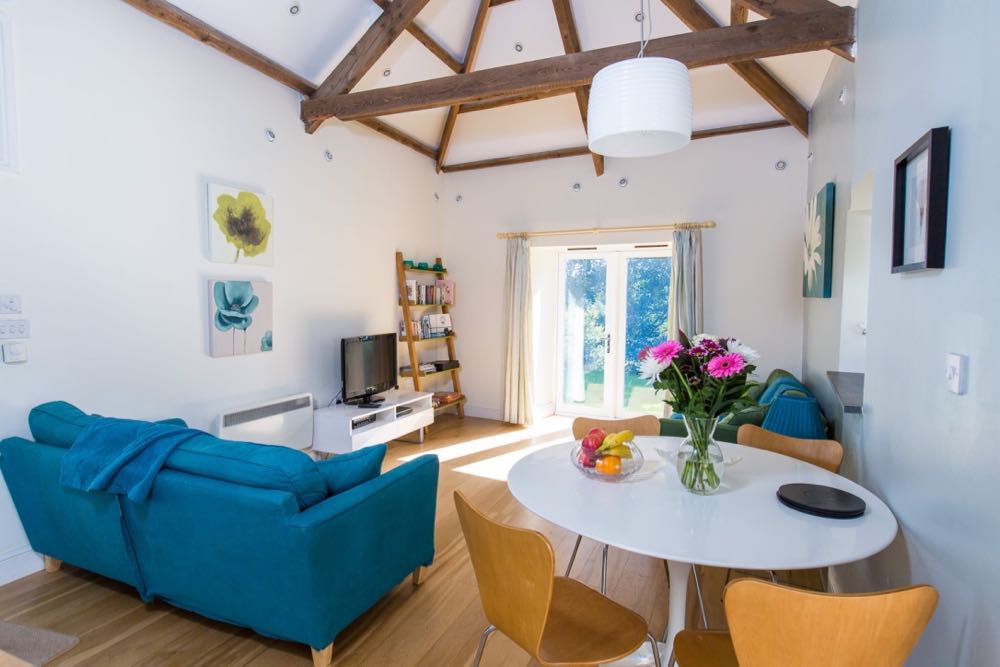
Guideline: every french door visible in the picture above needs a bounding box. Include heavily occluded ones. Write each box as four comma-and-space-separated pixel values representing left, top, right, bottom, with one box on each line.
555, 247, 672, 417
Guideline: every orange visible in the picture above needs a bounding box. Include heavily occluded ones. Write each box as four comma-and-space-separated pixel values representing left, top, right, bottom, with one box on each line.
595, 455, 622, 475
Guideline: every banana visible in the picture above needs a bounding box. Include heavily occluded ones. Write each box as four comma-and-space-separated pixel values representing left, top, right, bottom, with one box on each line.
606, 444, 633, 458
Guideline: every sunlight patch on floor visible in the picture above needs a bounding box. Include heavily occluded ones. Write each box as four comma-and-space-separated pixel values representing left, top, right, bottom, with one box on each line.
399, 415, 573, 463
452, 436, 574, 481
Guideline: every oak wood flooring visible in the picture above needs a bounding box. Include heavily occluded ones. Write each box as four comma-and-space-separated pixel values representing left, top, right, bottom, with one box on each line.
0, 416, 817, 666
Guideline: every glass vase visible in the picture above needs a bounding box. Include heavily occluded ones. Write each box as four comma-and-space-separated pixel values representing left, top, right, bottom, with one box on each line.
676, 415, 725, 495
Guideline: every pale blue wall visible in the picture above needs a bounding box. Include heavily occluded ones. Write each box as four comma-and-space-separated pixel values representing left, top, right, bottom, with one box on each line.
806, 1, 1000, 665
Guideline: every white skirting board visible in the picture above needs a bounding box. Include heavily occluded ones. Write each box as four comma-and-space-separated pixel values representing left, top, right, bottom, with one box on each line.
0, 545, 42, 585
461, 403, 503, 422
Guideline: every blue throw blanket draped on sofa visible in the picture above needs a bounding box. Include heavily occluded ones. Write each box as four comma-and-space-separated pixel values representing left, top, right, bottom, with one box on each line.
60, 418, 204, 502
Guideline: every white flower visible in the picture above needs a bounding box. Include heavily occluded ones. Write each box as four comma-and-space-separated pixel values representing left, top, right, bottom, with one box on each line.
803, 197, 823, 290
638, 355, 668, 383
691, 333, 720, 346
727, 339, 760, 364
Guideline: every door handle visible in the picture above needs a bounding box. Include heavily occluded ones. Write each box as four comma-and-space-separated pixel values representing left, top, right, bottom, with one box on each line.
605, 333, 611, 354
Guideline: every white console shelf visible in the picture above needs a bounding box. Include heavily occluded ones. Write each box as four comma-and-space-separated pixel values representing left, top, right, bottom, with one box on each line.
313, 391, 434, 455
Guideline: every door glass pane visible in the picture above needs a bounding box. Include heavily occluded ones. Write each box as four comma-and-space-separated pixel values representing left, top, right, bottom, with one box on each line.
561, 258, 607, 410
623, 256, 672, 414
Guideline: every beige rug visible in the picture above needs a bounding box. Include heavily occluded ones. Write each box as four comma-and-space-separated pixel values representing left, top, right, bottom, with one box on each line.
0, 622, 78, 666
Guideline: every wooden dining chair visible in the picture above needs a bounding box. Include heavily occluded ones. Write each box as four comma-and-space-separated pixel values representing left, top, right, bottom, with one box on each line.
736, 424, 844, 473
454, 491, 661, 667
673, 579, 938, 667
733, 424, 846, 589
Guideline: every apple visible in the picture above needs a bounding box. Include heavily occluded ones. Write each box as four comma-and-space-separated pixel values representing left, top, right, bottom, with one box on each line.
577, 450, 596, 468
581, 434, 602, 452
587, 427, 607, 442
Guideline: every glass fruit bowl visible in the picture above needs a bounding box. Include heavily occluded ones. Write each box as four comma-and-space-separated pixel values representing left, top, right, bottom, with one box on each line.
571, 428, 645, 482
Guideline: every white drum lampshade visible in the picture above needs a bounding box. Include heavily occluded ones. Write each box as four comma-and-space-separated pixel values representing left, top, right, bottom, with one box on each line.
587, 57, 692, 158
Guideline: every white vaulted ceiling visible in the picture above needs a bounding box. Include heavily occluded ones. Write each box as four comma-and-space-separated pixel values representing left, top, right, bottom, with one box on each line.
164, 0, 855, 166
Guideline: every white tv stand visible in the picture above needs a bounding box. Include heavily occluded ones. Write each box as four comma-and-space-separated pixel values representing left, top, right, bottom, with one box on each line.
312, 391, 434, 455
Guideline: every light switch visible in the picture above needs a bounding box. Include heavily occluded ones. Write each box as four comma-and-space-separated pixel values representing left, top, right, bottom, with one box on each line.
945, 353, 968, 395
2, 342, 27, 364
0, 295, 21, 314
0, 319, 29, 339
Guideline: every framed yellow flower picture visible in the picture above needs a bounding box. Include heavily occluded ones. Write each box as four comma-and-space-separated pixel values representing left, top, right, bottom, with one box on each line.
207, 182, 274, 266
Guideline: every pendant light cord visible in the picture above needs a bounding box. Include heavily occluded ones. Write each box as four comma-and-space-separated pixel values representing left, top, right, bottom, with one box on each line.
638, 0, 652, 57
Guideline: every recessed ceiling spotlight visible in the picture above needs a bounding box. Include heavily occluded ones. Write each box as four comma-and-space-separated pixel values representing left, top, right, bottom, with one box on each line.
618, 177, 629, 188
264, 128, 276, 142
572, 182, 582, 192
289, 2, 300, 15
433, 192, 440, 202
634, 12, 645, 22
455, 194, 464, 203
775, 159, 788, 171
514, 42, 524, 53
323, 149, 333, 162
838, 87, 849, 105
382, 68, 391, 77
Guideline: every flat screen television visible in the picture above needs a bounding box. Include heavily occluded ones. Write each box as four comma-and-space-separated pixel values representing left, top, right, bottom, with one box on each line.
341, 333, 398, 407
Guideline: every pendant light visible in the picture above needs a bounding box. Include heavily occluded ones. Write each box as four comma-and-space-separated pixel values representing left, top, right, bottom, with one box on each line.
587, 0, 692, 158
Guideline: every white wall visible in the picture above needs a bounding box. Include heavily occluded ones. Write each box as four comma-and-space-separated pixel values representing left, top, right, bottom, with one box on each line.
0, 0, 442, 583
806, 1, 1000, 664
443, 128, 808, 419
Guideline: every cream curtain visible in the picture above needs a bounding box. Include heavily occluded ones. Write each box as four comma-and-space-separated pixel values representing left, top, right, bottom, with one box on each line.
668, 229, 704, 340
503, 236, 534, 425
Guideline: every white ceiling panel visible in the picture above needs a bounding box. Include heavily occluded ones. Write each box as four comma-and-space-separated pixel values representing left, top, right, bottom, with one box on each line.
474, 0, 566, 71
445, 94, 587, 165
690, 68, 785, 130
375, 107, 452, 147
354, 33, 456, 92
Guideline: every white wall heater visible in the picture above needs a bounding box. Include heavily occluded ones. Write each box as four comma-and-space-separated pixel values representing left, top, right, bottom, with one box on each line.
215, 393, 314, 450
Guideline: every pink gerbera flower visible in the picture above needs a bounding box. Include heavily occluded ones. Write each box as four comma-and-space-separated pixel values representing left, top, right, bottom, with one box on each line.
706, 353, 746, 378
650, 340, 684, 365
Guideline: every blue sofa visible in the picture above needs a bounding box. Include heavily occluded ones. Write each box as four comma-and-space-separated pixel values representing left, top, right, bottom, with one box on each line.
0, 402, 439, 666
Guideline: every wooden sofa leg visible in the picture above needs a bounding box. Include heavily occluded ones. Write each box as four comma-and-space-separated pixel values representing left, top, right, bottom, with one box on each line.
43, 556, 62, 573
412, 566, 425, 586
311, 643, 333, 667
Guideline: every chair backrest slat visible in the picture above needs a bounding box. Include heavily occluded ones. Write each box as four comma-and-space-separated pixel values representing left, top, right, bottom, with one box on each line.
454, 491, 554, 658
737, 424, 844, 473
725, 579, 938, 667
571, 415, 661, 440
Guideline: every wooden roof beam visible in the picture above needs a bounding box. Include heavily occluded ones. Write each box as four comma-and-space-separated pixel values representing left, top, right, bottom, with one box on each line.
302, 7, 855, 123
371, 0, 462, 73
732, 0, 854, 60
441, 119, 792, 173
552, 0, 604, 177
120, 0, 434, 160
661, 0, 809, 137
436, 0, 492, 172
305, 0, 434, 133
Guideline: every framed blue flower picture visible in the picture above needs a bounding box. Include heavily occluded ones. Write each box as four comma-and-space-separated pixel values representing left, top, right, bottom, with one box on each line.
209, 280, 273, 357
803, 182, 835, 298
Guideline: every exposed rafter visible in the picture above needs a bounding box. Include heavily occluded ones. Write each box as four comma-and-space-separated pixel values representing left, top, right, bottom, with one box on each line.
371, 0, 462, 73
305, 0, 434, 133
441, 120, 792, 173
301, 7, 855, 123
121, 0, 316, 95
732, 0, 854, 60
661, 0, 808, 137
120, 0, 436, 161
458, 89, 571, 113
552, 0, 604, 176
731, 1, 750, 25
436, 0, 492, 172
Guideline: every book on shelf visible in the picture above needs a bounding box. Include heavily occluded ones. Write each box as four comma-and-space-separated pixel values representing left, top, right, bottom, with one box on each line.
432, 391, 463, 407
399, 314, 452, 340
400, 279, 456, 306
400, 363, 437, 375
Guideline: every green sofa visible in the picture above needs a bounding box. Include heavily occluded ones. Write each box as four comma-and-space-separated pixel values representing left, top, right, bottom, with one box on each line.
659, 369, 826, 442
0, 402, 439, 665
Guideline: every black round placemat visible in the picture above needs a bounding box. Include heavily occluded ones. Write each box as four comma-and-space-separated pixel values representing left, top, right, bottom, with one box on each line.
777, 483, 866, 519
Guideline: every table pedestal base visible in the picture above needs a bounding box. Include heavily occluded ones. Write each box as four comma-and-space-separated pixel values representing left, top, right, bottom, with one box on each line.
662, 560, 691, 652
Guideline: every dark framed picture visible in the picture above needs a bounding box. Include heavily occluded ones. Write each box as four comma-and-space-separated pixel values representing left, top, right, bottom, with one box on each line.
892, 127, 951, 272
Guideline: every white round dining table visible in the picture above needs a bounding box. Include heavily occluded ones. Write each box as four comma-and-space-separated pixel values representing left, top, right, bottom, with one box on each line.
506, 435, 897, 655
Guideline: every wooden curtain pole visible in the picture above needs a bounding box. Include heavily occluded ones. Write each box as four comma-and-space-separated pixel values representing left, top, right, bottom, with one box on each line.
495, 221, 716, 240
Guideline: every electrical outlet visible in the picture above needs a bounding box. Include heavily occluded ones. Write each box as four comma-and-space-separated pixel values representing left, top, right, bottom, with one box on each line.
0, 319, 29, 339
1, 342, 27, 364
0, 295, 21, 314
945, 353, 968, 395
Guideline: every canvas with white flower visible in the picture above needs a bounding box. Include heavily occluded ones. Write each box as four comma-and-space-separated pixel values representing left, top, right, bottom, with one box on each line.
803, 182, 835, 298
